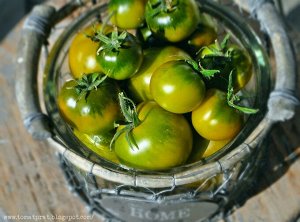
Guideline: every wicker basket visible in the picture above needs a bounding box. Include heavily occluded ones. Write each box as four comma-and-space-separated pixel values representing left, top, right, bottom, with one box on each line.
15, 0, 298, 221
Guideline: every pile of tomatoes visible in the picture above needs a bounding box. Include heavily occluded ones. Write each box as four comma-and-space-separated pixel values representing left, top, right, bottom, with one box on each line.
57, 0, 256, 171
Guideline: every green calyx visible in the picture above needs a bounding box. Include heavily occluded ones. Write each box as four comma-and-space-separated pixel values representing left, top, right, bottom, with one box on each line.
196, 34, 233, 79
148, 0, 179, 16
110, 92, 141, 150
95, 29, 128, 53
226, 71, 259, 114
185, 59, 220, 79
74, 73, 107, 100
187, 33, 258, 115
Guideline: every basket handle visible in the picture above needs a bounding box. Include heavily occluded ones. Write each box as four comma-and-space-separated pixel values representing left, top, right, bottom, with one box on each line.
234, 0, 299, 122
15, 5, 56, 140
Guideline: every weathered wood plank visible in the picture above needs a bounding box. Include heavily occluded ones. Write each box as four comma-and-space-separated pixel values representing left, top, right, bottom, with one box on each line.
0, 12, 100, 221
0, 1, 299, 222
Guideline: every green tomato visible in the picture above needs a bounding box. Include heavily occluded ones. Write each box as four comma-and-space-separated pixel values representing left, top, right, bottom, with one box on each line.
97, 31, 143, 80
188, 134, 230, 163
198, 43, 252, 92
68, 23, 112, 79
73, 129, 119, 164
108, 0, 147, 29
136, 24, 168, 48
145, 0, 201, 42
114, 101, 193, 170
228, 45, 252, 91
150, 60, 206, 114
181, 24, 217, 55
127, 46, 191, 102
57, 74, 122, 134
192, 89, 243, 141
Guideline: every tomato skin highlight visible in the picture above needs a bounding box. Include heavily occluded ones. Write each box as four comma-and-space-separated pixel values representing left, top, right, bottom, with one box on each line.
114, 101, 193, 170
150, 60, 206, 114
57, 78, 122, 134
97, 32, 143, 80
68, 24, 112, 79
127, 46, 191, 102
145, 0, 201, 42
108, 0, 147, 29
191, 89, 243, 141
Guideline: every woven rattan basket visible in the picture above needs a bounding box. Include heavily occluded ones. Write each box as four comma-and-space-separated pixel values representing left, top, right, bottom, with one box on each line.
16, 0, 298, 221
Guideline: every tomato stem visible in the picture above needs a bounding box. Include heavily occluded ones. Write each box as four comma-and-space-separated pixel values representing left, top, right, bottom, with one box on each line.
164, 0, 177, 12
74, 73, 107, 100
109, 93, 141, 151
148, 0, 177, 17
118, 92, 140, 127
95, 29, 128, 53
185, 59, 220, 79
227, 71, 259, 114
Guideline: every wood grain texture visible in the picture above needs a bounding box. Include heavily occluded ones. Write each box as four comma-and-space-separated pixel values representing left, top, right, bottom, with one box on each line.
0, 1, 300, 222
0, 7, 99, 221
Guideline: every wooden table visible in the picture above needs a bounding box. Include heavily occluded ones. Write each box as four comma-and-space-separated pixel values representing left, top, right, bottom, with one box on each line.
0, 1, 300, 222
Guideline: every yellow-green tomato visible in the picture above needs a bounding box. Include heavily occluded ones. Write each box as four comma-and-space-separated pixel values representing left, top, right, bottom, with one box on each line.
145, 0, 200, 42
73, 129, 119, 164
114, 101, 193, 171
188, 135, 230, 163
108, 0, 147, 29
68, 23, 112, 79
198, 43, 252, 92
150, 60, 206, 114
192, 89, 243, 141
183, 24, 217, 54
127, 46, 191, 102
57, 76, 122, 134
228, 45, 252, 91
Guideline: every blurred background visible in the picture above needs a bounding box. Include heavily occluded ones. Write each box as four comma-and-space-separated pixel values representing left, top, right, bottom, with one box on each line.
0, 0, 45, 40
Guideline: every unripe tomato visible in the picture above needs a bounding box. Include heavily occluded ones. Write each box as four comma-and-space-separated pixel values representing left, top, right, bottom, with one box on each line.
188, 135, 230, 163
97, 31, 143, 80
68, 23, 112, 79
127, 46, 191, 102
145, 0, 201, 42
228, 45, 252, 91
192, 89, 243, 141
198, 43, 252, 92
108, 0, 147, 29
182, 24, 217, 55
114, 101, 193, 170
73, 129, 119, 164
150, 60, 206, 114
57, 75, 122, 134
